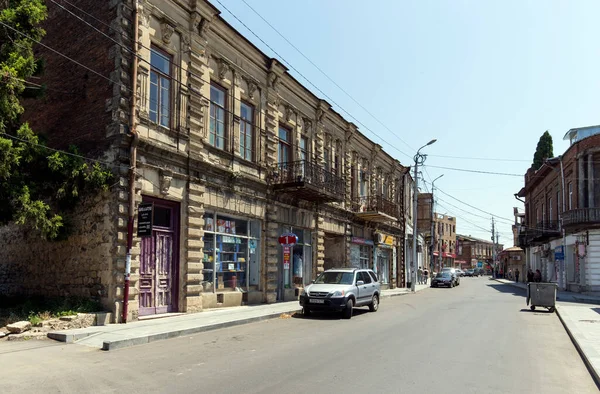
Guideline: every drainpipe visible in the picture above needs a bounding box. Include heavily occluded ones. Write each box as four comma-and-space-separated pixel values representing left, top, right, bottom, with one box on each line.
123, 0, 140, 324
560, 156, 566, 290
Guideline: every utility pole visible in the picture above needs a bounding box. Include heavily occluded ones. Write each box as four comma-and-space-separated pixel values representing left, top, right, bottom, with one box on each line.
491, 217, 496, 278
430, 174, 444, 274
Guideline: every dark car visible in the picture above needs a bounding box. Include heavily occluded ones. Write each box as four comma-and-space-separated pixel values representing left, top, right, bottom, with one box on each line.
465, 269, 475, 277
431, 272, 456, 288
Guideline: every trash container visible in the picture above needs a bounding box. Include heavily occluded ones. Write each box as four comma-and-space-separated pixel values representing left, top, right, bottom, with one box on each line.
526, 282, 557, 313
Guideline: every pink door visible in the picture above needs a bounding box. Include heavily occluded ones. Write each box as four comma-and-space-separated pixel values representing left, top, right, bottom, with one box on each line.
139, 201, 178, 316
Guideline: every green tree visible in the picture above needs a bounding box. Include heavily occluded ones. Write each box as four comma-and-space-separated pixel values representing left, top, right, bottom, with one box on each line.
532, 130, 554, 170
0, 0, 112, 239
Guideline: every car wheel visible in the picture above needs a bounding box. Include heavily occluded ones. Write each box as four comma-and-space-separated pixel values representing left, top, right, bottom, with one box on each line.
303, 307, 311, 317
369, 294, 379, 312
342, 299, 354, 319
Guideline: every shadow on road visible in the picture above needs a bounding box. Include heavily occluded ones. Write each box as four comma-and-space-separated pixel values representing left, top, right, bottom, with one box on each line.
293, 308, 370, 320
486, 283, 526, 297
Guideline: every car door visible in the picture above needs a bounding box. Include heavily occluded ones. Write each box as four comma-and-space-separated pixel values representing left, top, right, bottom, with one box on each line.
359, 271, 375, 305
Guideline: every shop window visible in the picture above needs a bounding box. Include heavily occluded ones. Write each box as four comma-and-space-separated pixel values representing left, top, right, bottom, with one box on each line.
202, 213, 260, 292
281, 227, 312, 288
149, 47, 171, 128
153, 206, 171, 228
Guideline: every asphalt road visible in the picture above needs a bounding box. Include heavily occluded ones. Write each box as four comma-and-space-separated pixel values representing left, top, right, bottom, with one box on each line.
3, 277, 598, 394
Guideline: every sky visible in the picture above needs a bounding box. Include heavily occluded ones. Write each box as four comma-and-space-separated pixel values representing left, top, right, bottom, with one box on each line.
216, 0, 600, 246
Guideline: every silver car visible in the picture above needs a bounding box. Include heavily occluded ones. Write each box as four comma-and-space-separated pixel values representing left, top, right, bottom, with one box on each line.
299, 268, 381, 319
441, 267, 460, 285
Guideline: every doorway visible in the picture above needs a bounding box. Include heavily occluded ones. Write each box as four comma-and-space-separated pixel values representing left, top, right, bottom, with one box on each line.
139, 197, 179, 316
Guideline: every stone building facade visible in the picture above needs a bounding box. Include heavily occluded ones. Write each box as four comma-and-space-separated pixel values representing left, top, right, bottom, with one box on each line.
455, 234, 500, 271
516, 126, 600, 292
0, 0, 410, 322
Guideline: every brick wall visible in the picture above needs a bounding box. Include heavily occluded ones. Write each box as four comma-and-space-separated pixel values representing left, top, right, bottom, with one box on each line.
21, 0, 124, 158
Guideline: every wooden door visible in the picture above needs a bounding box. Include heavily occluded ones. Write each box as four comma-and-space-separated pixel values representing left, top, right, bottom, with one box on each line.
139, 200, 178, 316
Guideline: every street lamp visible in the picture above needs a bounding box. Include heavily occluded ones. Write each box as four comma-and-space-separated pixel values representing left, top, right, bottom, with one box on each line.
412, 139, 437, 292
430, 174, 444, 275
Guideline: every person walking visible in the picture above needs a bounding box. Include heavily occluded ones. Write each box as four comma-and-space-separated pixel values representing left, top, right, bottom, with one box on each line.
423, 268, 429, 285
515, 268, 520, 283
508, 268, 513, 280
534, 269, 542, 282
527, 268, 534, 283
417, 266, 423, 284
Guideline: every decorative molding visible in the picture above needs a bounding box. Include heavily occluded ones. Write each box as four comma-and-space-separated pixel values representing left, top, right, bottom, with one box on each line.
218, 58, 230, 80
139, 4, 152, 28
196, 15, 211, 38
233, 71, 242, 87
243, 76, 258, 100
267, 93, 280, 107
159, 168, 173, 195
160, 21, 175, 44
181, 34, 191, 51
285, 105, 296, 122
316, 107, 325, 123
302, 117, 312, 134
267, 71, 279, 91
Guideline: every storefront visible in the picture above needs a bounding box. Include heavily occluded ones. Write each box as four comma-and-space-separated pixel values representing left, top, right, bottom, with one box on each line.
349, 237, 373, 269
278, 226, 313, 300
375, 232, 395, 285
202, 212, 261, 293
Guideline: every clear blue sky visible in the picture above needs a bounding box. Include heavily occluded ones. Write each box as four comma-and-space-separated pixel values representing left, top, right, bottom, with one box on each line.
217, 0, 600, 246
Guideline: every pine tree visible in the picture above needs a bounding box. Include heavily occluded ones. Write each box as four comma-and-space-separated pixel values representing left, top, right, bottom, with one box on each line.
0, 0, 112, 239
532, 130, 554, 170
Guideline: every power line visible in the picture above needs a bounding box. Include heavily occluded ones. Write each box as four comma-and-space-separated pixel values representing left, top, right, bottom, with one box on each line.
239, 0, 414, 153
212, 0, 414, 161
429, 154, 529, 162
423, 164, 522, 177
433, 185, 515, 222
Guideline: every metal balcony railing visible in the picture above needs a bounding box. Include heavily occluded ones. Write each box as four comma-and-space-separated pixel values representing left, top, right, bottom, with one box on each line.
353, 195, 398, 219
272, 160, 345, 200
562, 208, 600, 227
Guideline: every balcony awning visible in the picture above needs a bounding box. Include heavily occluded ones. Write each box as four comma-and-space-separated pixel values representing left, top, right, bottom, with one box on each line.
443, 252, 456, 258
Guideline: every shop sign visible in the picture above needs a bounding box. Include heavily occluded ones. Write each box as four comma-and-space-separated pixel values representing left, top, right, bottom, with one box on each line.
554, 246, 564, 261
477, 262, 483, 268
376, 233, 395, 246
278, 233, 298, 246
351, 237, 374, 246
283, 245, 291, 270
137, 203, 153, 237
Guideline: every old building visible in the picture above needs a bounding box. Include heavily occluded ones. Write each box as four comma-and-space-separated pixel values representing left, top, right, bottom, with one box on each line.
432, 213, 457, 270
455, 234, 500, 271
0, 0, 410, 321
516, 125, 600, 292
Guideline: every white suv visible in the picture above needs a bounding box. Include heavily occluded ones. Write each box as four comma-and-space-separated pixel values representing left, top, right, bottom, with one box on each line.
299, 268, 381, 319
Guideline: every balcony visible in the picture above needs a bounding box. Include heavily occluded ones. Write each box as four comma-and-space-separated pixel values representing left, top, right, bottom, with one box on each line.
353, 195, 398, 223
562, 208, 600, 229
271, 160, 345, 203
517, 222, 561, 247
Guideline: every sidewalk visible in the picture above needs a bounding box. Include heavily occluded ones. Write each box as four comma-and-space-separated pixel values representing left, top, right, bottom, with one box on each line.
495, 278, 600, 386
48, 284, 429, 351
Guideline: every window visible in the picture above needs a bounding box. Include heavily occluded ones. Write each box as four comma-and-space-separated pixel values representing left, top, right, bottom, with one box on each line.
542, 203, 546, 224
239, 101, 253, 161
358, 271, 372, 284
359, 166, 367, 197
277, 126, 291, 163
210, 83, 227, 150
149, 47, 171, 128
568, 182, 573, 209
324, 147, 330, 172
369, 271, 378, 282
299, 136, 308, 162
334, 153, 340, 176
350, 164, 357, 199
549, 197, 553, 222
557, 191, 560, 215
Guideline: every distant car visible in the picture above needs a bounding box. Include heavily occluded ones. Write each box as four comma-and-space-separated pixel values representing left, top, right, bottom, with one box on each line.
431, 272, 456, 288
299, 268, 381, 319
464, 269, 474, 277
441, 267, 461, 285
455, 269, 465, 277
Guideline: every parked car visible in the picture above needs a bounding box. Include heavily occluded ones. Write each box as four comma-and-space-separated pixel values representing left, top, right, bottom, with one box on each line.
455, 269, 465, 277
431, 272, 456, 288
465, 269, 475, 277
441, 267, 461, 285
299, 268, 381, 319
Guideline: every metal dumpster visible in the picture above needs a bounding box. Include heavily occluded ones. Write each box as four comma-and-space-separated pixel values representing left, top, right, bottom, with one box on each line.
527, 282, 557, 312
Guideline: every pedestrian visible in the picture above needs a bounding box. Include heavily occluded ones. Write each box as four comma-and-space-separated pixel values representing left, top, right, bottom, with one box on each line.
515, 268, 520, 283
534, 269, 542, 283
508, 268, 513, 280
417, 266, 423, 284
527, 268, 534, 283
423, 268, 429, 284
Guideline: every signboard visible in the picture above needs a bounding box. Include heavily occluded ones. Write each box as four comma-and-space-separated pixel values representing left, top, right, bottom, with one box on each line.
377, 233, 394, 246
278, 233, 298, 246
554, 246, 564, 261
137, 203, 153, 237
477, 262, 483, 268
283, 245, 291, 270
351, 237, 374, 246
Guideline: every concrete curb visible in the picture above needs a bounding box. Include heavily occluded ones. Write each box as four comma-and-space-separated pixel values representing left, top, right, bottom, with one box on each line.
555, 307, 600, 389
47, 331, 99, 343
100, 308, 302, 351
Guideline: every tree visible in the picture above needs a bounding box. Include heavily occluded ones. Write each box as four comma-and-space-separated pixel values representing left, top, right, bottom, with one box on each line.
0, 0, 112, 239
532, 130, 554, 170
